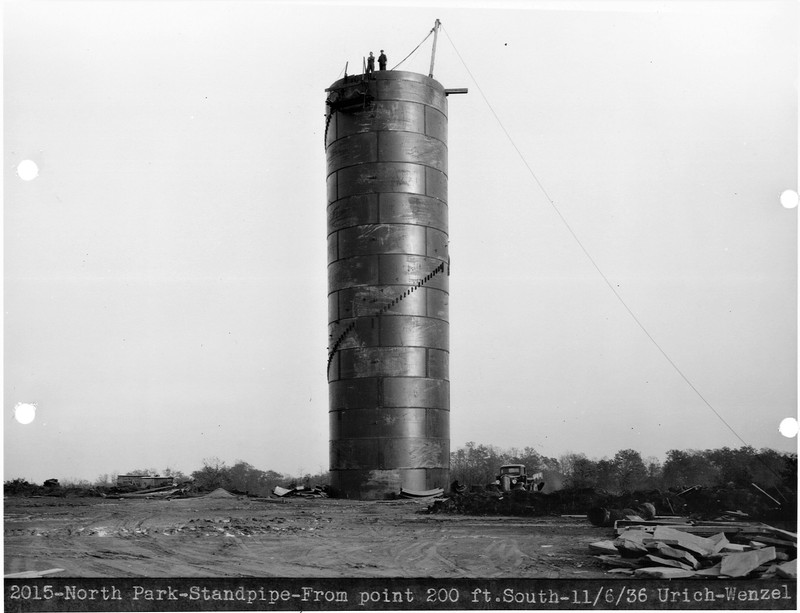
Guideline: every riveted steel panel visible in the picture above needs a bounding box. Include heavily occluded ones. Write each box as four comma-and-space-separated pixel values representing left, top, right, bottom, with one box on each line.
326, 173, 338, 204
328, 256, 379, 292
383, 377, 450, 409
425, 106, 447, 142
326, 132, 378, 175
377, 79, 447, 113
338, 346, 427, 379
374, 69, 446, 89
328, 351, 340, 381
335, 285, 428, 319
327, 71, 447, 113
336, 101, 426, 139
325, 109, 338, 148
327, 233, 338, 263
330, 437, 449, 470
426, 287, 449, 320
329, 315, 448, 352
378, 193, 448, 229
426, 227, 448, 259
326, 70, 452, 500
328, 194, 378, 232
379, 254, 449, 288
330, 408, 449, 439
379, 316, 448, 349
328, 316, 378, 351
338, 224, 427, 259
329, 469, 402, 500
378, 132, 447, 174
328, 293, 339, 325
425, 167, 448, 201
336, 162, 426, 199
427, 348, 449, 380
328, 378, 380, 410
398, 467, 448, 492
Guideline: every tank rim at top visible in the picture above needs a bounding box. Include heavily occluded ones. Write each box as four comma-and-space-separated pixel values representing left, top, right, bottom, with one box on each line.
327, 70, 446, 93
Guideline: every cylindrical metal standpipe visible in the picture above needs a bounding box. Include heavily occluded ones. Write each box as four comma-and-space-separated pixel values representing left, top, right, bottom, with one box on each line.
325, 70, 450, 499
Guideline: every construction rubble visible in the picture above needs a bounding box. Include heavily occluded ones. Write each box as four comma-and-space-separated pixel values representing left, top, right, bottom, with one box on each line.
591, 519, 797, 579
272, 485, 329, 498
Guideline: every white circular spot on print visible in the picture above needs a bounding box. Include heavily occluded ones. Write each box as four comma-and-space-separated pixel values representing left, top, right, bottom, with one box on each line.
17, 160, 39, 181
778, 417, 799, 438
779, 189, 798, 209
14, 402, 37, 425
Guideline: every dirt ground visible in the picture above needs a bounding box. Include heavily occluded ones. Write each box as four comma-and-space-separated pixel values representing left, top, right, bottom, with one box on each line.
4, 495, 614, 578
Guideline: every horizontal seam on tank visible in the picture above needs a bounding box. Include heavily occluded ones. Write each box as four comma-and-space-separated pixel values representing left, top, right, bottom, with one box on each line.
329, 376, 449, 382
327, 129, 448, 149
326, 285, 449, 295
329, 439, 450, 444
327, 194, 449, 208
328, 409, 450, 413
367, 96, 447, 113
326, 223, 449, 239
329, 434, 450, 439
336, 346, 449, 353
326, 193, 447, 205
327, 315, 449, 325
327, 251, 449, 261
328, 375, 450, 385
328, 251, 447, 265
329, 222, 449, 229
326, 162, 448, 180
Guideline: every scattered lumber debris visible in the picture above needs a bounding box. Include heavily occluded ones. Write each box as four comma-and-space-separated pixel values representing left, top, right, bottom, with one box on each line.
776, 558, 797, 579
719, 547, 776, 578
591, 518, 796, 578
634, 567, 696, 579
588, 540, 618, 555
118, 487, 182, 499
271, 485, 329, 499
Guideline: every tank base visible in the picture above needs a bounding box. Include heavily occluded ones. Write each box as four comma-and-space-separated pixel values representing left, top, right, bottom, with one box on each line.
330, 468, 450, 500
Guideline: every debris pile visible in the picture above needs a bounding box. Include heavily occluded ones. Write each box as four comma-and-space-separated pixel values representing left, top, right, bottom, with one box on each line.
426, 489, 538, 516
591, 521, 797, 579
423, 483, 795, 521
587, 503, 656, 527
272, 485, 329, 498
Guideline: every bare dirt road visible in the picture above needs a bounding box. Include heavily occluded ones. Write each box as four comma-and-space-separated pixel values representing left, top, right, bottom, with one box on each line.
4, 495, 611, 578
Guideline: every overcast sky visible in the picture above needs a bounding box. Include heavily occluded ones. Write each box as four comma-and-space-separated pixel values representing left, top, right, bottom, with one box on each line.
5, 0, 797, 484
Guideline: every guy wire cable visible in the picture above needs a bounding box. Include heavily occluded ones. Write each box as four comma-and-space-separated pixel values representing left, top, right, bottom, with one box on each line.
440, 24, 778, 470
391, 27, 434, 71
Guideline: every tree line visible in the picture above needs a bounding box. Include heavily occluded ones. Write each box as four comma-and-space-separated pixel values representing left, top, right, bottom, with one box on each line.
4, 458, 327, 497
450, 442, 796, 495
6, 445, 795, 498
